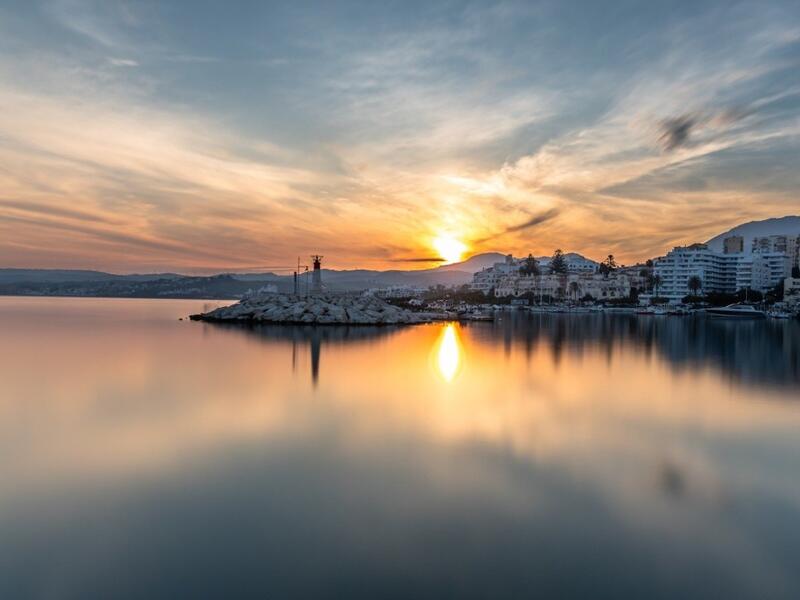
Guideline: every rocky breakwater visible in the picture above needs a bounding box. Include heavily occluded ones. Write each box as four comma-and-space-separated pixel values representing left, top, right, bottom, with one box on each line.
189, 293, 443, 325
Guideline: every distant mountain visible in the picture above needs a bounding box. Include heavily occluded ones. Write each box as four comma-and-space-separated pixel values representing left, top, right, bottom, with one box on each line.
230, 252, 509, 292
434, 252, 507, 272
0, 255, 494, 298
0, 250, 600, 298
0, 269, 184, 284
706, 215, 800, 253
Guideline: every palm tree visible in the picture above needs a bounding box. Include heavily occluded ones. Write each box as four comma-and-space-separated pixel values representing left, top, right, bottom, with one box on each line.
687, 275, 702, 296
652, 274, 663, 297
568, 281, 581, 302
599, 254, 617, 277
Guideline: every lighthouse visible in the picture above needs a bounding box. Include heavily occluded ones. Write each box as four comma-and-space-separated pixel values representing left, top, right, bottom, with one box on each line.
311, 255, 323, 295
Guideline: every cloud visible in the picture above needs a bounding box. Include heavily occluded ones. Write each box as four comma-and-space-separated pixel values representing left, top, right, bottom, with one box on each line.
108, 57, 138, 67
1, 0, 799, 271
474, 208, 560, 244
388, 257, 445, 263
657, 107, 753, 151
658, 114, 698, 151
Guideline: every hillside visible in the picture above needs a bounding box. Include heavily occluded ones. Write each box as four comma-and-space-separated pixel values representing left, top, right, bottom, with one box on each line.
706, 216, 800, 253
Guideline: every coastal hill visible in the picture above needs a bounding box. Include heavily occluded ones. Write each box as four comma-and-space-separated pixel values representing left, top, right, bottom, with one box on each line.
0, 253, 508, 298
706, 215, 800, 253
3, 215, 797, 299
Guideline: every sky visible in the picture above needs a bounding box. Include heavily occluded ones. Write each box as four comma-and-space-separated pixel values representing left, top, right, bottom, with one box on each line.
0, 0, 798, 273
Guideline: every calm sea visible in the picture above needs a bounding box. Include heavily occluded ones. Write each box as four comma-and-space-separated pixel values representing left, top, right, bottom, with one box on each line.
1, 297, 799, 599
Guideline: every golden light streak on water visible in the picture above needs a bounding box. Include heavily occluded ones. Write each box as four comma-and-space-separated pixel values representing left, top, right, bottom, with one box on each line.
436, 323, 462, 382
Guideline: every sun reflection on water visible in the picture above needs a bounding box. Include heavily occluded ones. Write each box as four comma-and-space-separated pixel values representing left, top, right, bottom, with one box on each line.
436, 323, 462, 382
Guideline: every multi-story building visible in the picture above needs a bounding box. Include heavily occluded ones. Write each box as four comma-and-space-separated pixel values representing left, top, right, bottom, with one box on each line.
470, 254, 521, 293
654, 244, 739, 300
655, 240, 791, 301
490, 272, 631, 300
735, 253, 791, 293
752, 235, 799, 268
470, 253, 599, 294
724, 235, 744, 254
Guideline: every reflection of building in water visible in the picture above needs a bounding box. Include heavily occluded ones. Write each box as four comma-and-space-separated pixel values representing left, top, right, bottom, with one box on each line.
466, 312, 800, 389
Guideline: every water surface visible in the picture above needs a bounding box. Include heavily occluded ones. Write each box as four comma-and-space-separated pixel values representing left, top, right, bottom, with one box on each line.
1, 297, 799, 599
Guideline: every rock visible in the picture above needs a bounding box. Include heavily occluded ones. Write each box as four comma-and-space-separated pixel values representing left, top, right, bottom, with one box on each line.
191, 293, 442, 326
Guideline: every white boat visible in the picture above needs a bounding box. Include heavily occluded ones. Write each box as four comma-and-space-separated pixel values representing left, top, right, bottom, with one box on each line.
706, 303, 766, 319
463, 311, 494, 321
768, 310, 792, 319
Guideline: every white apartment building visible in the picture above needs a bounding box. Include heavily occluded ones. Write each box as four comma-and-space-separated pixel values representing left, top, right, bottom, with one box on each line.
655, 240, 791, 301
735, 253, 791, 292
654, 244, 739, 300
492, 272, 631, 300
471, 253, 599, 293
470, 254, 521, 293
752, 235, 800, 267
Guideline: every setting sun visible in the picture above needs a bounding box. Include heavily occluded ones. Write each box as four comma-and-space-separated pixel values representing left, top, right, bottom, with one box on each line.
433, 236, 467, 264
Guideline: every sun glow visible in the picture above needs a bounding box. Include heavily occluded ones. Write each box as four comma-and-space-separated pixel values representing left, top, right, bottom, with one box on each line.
433, 236, 467, 264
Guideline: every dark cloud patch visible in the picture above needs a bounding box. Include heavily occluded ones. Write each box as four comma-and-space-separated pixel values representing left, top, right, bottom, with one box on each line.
387, 256, 445, 263
659, 115, 699, 151
475, 207, 560, 244
657, 107, 753, 151
603, 138, 800, 199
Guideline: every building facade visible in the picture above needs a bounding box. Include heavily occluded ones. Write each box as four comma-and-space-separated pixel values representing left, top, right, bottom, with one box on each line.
752, 235, 800, 268
724, 235, 744, 254
654, 244, 739, 300
655, 239, 791, 301
470, 253, 600, 294
489, 272, 631, 300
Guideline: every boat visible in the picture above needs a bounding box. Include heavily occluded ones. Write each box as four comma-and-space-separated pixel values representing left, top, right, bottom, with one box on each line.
463, 311, 494, 321
706, 303, 766, 319
767, 310, 792, 319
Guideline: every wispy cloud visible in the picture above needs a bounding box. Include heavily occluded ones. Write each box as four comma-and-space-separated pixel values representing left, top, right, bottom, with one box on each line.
108, 57, 138, 67
1, 0, 799, 270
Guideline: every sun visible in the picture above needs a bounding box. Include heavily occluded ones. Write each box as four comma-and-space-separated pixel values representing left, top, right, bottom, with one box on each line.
433, 236, 467, 264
